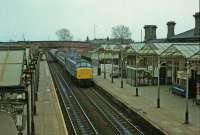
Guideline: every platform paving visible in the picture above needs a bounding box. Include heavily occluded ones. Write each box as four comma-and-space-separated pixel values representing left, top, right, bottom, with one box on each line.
34, 60, 68, 135
94, 73, 200, 135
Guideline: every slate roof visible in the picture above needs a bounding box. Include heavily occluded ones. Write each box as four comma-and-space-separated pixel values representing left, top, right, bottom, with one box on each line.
170, 28, 198, 39
149, 28, 200, 43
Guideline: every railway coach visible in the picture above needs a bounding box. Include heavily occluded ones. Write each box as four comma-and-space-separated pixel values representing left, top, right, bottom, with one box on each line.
49, 48, 93, 86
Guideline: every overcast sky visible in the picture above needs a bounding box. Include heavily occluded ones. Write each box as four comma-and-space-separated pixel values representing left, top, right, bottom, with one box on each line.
0, 0, 199, 42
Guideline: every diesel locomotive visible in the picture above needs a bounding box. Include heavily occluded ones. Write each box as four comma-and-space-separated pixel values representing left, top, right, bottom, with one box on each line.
49, 48, 93, 86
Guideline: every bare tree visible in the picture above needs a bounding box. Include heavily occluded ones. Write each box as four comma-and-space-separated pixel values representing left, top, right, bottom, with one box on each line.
56, 28, 73, 41
9, 39, 15, 42
112, 25, 132, 43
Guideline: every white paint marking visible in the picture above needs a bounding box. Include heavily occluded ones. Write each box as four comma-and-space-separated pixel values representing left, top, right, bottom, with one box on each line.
45, 63, 49, 76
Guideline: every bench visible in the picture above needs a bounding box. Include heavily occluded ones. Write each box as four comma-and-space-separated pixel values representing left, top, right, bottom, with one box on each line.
171, 84, 186, 97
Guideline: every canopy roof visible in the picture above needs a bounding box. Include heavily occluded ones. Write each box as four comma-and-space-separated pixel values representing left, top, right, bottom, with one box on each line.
99, 44, 131, 52
138, 43, 172, 55
126, 48, 136, 54
161, 43, 200, 58
190, 50, 200, 60
95, 43, 200, 60
130, 43, 145, 53
0, 49, 25, 85
85, 51, 118, 60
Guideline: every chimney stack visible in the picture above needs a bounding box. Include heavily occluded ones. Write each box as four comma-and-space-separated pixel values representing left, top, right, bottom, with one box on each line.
193, 12, 200, 36
144, 25, 157, 42
167, 21, 176, 38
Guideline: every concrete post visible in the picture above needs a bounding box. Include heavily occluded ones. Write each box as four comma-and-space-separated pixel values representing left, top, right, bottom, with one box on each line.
111, 51, 114, 83
172, 59, 174, 85
104, 50, 106, 79
97, 51, 101, 76
121, 49, 123, 88
185, 61, 189, 124
157, 56, 160, 108
135, 54, 138, 96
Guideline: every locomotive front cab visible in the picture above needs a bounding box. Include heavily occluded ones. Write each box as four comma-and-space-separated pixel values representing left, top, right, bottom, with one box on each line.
76, 61, 93, 79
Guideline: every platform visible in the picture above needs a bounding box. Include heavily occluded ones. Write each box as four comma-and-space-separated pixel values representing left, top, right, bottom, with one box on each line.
94, 73, 200, 135
34, 60, 68, 135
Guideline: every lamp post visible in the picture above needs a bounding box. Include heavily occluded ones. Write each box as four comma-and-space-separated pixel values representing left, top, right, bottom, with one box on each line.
111, 50, 114, 83
171, 59, 174, 85
135, 54, 139, 96
120, 45, 132, 88
97, 49, 101, 76
157, 56, 160, 108
104, 49, 106, 79
185, 60, 189, 124
121, 49, 123, 88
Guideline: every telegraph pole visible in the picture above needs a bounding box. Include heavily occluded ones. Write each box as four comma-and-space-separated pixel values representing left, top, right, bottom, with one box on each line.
141, 29, 143, 43
93, 24, 97, 39
22, 33, 26, 41
199, 0, 200, 12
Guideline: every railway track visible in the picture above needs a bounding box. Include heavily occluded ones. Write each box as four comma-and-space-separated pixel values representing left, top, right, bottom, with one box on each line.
54, 63, 144, 134
81, 87, 144, 135
47, 55, 98, 135
47, 54, 163, 135
66, 79, 144, 135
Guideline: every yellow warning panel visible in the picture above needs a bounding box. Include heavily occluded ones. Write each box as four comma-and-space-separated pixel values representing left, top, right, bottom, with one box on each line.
76, 68, 93, 79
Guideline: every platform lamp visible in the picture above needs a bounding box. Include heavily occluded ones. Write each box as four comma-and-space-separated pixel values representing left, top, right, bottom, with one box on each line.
157, 56, 161, 108
120, 47, 124, 88
120, 44, 131, 88
111, 49, 114, 83
185, 60, 190, 124
97, 49, 101, 76
112, 45, 120, 83
135, 53, 139, 96
97, 47, 104, 76
157, 57, 167, 108
104, 47, 106, 79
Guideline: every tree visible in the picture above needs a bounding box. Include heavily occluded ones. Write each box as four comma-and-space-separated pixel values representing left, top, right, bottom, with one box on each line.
111, 25, 132, 43
9, 39, 15, 42
56, 28, 73, 41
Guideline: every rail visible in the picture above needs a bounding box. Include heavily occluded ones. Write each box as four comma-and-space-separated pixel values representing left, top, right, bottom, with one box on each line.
47, 55, 98, 135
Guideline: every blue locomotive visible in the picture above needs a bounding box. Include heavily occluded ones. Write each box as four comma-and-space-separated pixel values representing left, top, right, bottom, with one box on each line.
49, 48, 93, 86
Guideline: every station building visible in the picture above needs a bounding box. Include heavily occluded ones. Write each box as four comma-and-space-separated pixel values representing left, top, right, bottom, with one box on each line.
87, 12, 200, 101
127, 12, 200, 99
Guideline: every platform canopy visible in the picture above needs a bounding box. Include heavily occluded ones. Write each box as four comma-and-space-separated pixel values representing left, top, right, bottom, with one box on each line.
85, 50, 118, 60
125, 43, 146, 55
130, 43, 145, 53
190, 49, 200, 60
84, 51, 98, 60
161, 43, 200, 58
138, 43, 172, 56
0, 49, 25, 85
112, 44, 122, 52
99, 44, 131, 51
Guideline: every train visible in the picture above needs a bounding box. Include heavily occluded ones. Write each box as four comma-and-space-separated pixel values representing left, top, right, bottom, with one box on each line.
49, 48, 93, 86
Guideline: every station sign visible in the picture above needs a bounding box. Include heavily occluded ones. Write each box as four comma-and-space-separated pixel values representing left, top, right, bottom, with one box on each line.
177, 70, 191, 79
